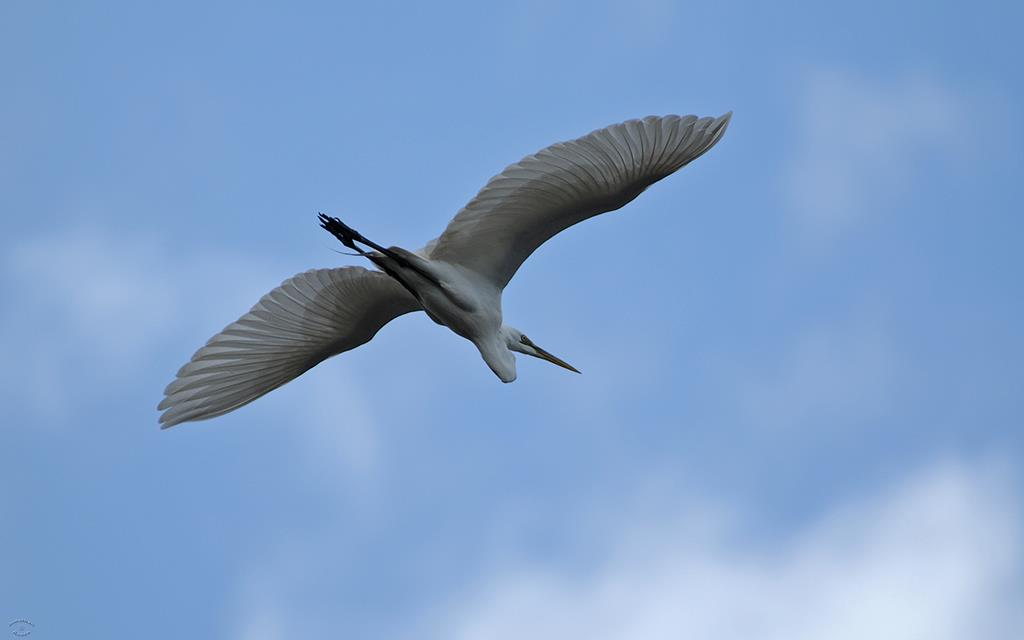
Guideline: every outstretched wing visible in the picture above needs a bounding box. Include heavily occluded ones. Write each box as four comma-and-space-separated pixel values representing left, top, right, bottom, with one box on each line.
158, 267, 420, 428
426, 113, 731, 289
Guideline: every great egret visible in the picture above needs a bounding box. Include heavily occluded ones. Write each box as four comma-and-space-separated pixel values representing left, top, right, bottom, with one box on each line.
159, 113, 731, 427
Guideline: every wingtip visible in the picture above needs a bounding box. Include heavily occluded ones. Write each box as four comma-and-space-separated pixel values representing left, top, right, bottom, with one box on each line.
709, 111, 733, 144
157, 407, 183, 430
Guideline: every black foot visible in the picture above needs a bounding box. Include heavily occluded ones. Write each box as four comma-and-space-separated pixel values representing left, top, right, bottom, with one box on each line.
318, 213, 367, 253
316, 213, 440, 289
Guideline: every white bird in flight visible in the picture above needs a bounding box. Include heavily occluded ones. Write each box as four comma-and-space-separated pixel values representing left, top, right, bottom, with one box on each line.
159, 113, 732, 428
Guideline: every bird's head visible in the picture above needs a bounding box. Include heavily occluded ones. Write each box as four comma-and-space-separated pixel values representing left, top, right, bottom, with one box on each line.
502, 326, 581, 375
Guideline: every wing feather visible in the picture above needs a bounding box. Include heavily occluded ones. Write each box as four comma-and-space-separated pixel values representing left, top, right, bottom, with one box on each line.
426, 113, 731, 289
158, 266, 420, 428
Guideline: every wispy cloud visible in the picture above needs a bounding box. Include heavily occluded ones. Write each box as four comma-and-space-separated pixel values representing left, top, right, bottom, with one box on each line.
6, 227, 179, 358
2, 225, 285, 422
3, 227, 175, 421
2, 226, 275, 423
427, 459, 1022, 640
258, 364, 385, 495
784, 69, 971, 244
2, 223, 399, 501
503, 0, 679, 58
737, 318, 901, 431
4, 225, 277, 360
231, 584, 288, 640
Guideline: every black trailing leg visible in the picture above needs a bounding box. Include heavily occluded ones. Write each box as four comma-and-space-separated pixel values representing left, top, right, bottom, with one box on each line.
318, 213, 443, 292
318, 213, 384, 256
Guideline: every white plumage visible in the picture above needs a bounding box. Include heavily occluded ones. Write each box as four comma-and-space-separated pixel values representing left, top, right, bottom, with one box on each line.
160, 112, 731, 428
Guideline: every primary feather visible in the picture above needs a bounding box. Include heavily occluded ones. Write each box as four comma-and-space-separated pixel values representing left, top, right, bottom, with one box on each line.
426, 113, 731, 288
158, 267, 419, 427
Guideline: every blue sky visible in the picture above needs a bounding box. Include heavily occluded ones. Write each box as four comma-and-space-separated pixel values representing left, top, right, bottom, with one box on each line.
2, 1, 1022, 637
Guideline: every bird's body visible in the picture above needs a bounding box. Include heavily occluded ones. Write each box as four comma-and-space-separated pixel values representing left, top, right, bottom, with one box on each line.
159, 113, 732, 427
410, 266, 514, 382
351, 242, 515, 379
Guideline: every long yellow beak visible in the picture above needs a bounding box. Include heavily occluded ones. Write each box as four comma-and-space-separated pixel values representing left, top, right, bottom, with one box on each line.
531, 344, 581, 374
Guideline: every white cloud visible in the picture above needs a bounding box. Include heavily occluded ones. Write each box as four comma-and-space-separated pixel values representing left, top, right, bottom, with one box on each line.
222, 458, 1022, 640
426, 459, 1022, 640
784, 69, 970, 243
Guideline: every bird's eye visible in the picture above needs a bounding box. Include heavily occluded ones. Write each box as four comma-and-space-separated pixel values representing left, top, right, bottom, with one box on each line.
520, 334, 530, 345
